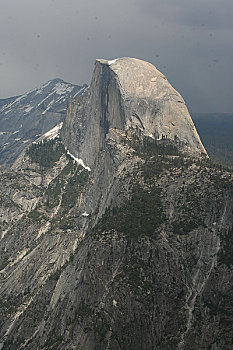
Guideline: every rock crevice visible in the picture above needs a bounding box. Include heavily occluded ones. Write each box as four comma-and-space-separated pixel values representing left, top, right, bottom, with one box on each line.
62, 57, 207, 171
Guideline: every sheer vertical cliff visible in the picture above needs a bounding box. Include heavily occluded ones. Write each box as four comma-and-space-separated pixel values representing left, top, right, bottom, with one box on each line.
62, 58, 206, 171
0, 58, 233, 350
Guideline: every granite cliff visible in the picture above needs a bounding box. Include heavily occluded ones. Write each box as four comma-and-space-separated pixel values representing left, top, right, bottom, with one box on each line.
62, 58, 206, 171
0, 58, 232, 350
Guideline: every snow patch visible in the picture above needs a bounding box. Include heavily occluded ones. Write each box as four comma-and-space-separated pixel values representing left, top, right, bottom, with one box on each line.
108, 59, 118, 65
53, 82, 74, 95
36, 222, 51, 239
35, 88, 42, 95
42, 122, 63, 140
42, 100, 55, 114
9, 95, 24, 105
24, 105, 33, 113
73, 239, 79, 252
34, 80, 53, 95
55, 96, 66, 104
73, 86, 87, 97
37, 91, 55, 107
1, 95, 24, 113
4, 109, 12, 115
66, 150, 91, 172
40, 80, 52, 90
82, 212, 89, 217
33, 123, 63, 144
1, 228, 10, 240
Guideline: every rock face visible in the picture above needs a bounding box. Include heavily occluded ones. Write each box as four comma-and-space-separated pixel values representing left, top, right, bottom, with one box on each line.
0, 58, 233, 350
0, 145, 232, 350
0, 79, 87, 166
62, 58, 206, 170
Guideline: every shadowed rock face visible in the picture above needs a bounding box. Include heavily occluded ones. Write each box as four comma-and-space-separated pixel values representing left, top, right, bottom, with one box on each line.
62, 57, 206, 169
0, 58, 233, 350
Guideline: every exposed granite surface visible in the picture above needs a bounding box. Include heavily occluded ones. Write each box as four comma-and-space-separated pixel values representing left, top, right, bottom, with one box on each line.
0, 58, 232, 350
62, 58, 206, 172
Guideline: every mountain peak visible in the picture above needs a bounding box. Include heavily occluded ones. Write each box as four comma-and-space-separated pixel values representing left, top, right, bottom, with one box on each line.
0, 79, 87, 166
62, 57, 207, 169
97, 57, 206, 153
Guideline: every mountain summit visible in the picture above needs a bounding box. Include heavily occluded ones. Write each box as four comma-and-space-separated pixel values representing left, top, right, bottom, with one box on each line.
62, 57, 206, 169
1, 59, 232, 350
0, 79, 87, 166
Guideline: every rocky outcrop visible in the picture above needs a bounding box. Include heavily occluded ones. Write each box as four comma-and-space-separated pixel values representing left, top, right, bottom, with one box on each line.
0, 147, 232, 350
0, 79, 87, 166
62, 58, 206, 171
1, 58, 233, 350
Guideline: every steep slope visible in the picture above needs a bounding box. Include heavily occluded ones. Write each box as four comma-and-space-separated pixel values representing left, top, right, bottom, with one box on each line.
0, 58, 232, 350
62, 57, 206, 171
0, 137, 232, 350
0, 79, 87, 166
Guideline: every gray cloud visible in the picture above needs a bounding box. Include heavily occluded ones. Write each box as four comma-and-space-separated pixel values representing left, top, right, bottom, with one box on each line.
0, 0, 232, 112
140, 0, 233, 30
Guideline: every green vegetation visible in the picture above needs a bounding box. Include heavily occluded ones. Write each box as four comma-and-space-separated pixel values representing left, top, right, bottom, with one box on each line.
94, 137, 197, 239
43, 335, 64, 350
126, 135, 180, 158
93, 312, 111, 340
172, 219, 202, 235
172, 183, 206, 235
127, 136, 195, 182
45, 175, 64, 209
141, 155, 191, 182
0, 294, 22, 316
123, 253, 154, 292
61, 167, 89, 208
48, 269, 61, 281
96, 184, 164, 239
58, 216, 76, 230
28, 209, 44, 221
195, 155, 233, 174
26, 139, 65, 168
76, 300, 93, 321
45, 160, 89, 210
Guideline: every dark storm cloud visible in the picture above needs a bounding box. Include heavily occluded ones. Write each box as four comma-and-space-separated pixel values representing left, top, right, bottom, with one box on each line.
0, 0, 232, 112
140, 0, 233, 30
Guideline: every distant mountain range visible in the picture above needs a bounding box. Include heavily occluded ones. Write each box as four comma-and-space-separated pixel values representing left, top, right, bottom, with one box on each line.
0, 79, 232, 169
0, 79, 87, 166
192, 113, 233, 168
0, 58, 232, 350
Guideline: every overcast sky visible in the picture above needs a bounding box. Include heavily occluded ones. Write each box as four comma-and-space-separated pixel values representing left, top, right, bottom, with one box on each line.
0, 0, 233, 113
